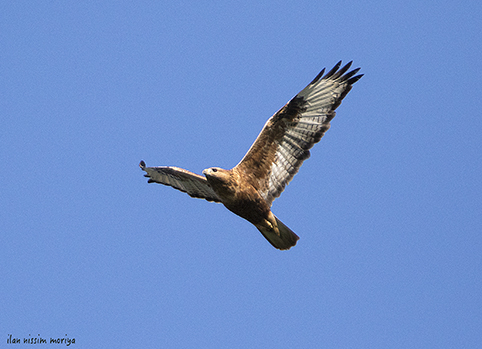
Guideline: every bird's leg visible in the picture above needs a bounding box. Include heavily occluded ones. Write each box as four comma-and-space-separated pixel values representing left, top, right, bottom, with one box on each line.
259, 211, 280, 236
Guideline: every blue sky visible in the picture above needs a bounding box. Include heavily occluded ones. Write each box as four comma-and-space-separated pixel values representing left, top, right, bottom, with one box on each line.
1, 1, 481, 348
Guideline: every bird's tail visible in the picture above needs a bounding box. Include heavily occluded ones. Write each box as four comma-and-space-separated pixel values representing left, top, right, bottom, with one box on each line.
257, 214, 299, 250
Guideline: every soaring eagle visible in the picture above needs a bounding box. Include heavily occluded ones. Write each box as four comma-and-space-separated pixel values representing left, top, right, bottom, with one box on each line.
140, 61, 363, 250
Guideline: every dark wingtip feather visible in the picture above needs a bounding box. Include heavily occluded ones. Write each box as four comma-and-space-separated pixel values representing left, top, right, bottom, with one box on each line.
339, 67, 362, 84
323, 61, 342, 79
310, 61, 363, 85
347, 73, 364, 85
331, 61, 353, 80
310, 68, 325, 85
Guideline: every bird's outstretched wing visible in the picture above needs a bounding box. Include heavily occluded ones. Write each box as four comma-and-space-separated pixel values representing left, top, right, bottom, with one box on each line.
139, 161, 221, 203
234, 61, 363, 206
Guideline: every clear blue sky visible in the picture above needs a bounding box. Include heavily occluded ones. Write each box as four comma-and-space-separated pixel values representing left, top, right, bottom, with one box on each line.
1, 1, 481, 348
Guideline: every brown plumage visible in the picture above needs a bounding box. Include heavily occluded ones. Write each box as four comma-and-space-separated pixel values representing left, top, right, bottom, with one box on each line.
140, 61, 363, 250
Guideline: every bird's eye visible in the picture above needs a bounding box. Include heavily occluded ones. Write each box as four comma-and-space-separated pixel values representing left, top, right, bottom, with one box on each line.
212, 168, 217, 172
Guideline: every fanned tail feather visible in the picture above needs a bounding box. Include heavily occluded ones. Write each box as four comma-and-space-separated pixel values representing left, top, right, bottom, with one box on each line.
257, 215, 299, 250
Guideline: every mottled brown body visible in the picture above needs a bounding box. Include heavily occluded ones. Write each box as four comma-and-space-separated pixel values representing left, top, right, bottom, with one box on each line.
203, 168, 269, 226
202, 167, 298, 249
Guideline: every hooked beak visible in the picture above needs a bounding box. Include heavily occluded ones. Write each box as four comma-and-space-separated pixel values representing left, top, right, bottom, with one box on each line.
202, 168, 217, 177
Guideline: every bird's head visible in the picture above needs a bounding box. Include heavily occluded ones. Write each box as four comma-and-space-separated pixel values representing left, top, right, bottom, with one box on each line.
203, 167, 222, 178
202, 167, 231, 184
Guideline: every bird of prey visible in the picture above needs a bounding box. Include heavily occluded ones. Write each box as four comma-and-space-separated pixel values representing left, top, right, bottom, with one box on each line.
140, 61, 363, 250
